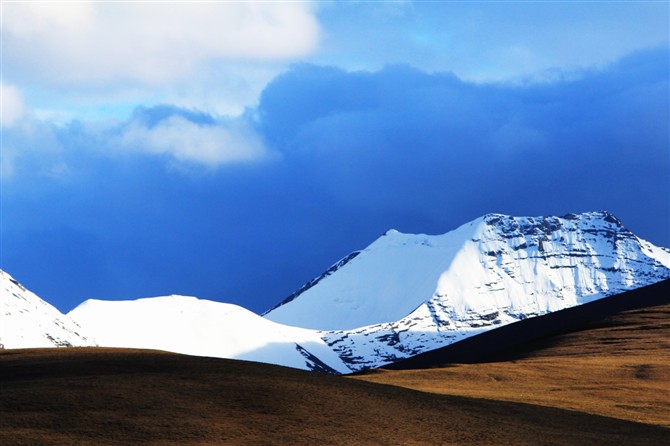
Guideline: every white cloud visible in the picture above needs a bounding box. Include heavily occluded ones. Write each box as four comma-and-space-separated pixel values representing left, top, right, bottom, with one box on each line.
119, 116, 270, 167
2, 1, 320, 87
1, 82, 26, 127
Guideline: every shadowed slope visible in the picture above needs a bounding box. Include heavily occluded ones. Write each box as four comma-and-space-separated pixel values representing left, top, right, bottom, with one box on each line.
355, 286, 670, 427
1, 348, 667, 445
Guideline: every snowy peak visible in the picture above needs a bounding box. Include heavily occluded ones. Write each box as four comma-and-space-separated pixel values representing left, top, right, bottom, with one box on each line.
312, 211, 670, 370
432, 211, 670, 317
265, 211, 670, 336
466, 211, 670, 299
0, 270, 96, 349
264, 218, 484, 330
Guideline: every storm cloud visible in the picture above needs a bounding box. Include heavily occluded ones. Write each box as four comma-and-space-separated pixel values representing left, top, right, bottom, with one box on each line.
256, 47, 668, 239
2, 47, 668, 313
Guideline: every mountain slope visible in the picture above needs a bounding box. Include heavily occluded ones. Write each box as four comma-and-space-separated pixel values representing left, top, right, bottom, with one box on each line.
68, 296, 349, 374
0, 270, 95, 349
266, 211, 670, 370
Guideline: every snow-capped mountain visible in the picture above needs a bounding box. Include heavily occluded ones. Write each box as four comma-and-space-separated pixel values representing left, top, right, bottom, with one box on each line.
6, 211, 670, 374
0, 269, 96, 348
265, 211, 670, 370
68, 296, 350, 374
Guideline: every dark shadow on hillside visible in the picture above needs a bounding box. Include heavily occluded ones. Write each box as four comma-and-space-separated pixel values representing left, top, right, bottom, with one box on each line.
2, 347, 669, 445
382, 279, 670, 370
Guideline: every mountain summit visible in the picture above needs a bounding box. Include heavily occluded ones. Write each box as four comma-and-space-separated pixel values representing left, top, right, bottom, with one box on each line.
265, 211, 670, 330
264, 211, 670, 370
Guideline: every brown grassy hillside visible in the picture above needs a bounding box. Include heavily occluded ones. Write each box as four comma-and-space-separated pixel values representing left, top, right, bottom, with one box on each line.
2, 348, 667, 445
354, 303, 670, 428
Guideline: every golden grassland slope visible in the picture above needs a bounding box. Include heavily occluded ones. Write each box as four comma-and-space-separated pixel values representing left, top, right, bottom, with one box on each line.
353, 303, 670, 428
1, 348, 668, 446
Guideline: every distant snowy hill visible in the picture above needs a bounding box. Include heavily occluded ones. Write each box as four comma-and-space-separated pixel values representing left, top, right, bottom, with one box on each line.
265, 211, 670, 370
68, 296, 350, 374
0, 270, 96, 348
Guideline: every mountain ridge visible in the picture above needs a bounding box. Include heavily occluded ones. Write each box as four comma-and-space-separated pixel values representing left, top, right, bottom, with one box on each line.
266, 211, 670, 370
265, 211, 670, 332
3, 210, 669, 374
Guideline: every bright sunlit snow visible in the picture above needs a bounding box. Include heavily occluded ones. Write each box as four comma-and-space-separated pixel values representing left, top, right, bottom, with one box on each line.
68, 295, 349, 374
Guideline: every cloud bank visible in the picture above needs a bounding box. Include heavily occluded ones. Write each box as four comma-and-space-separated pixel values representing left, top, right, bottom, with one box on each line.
2, 47, 667, 314
257, 49, 668, 230
2, 1, 319, 86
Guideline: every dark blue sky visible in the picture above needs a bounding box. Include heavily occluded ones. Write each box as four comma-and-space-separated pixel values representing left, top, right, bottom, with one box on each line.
1, 3, 668, 313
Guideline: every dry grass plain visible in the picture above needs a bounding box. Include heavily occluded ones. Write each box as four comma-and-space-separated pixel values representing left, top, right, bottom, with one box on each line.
2, 347, 668, 445
354, 303, 670, 428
